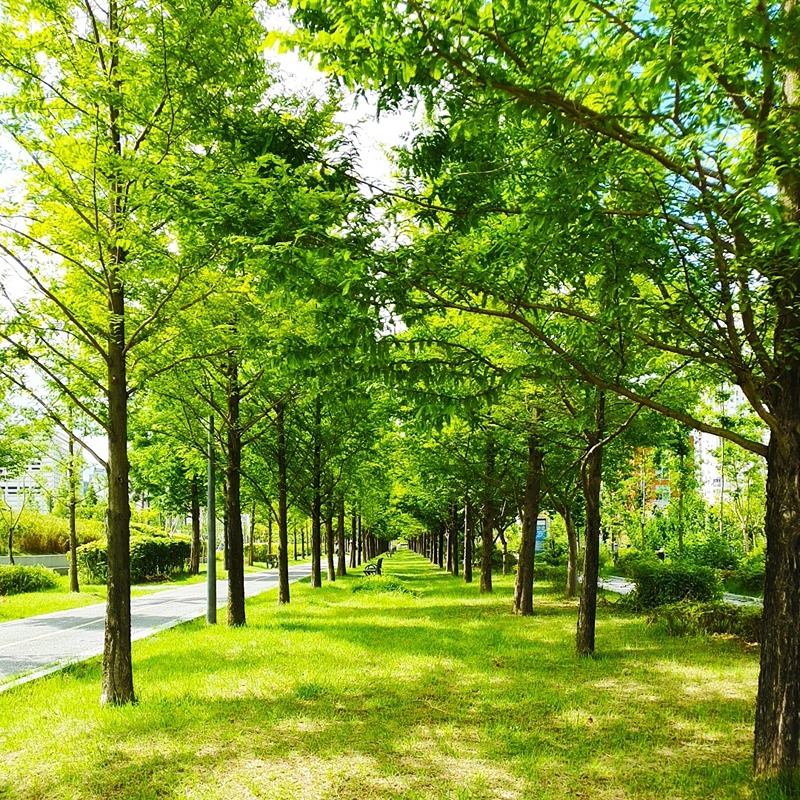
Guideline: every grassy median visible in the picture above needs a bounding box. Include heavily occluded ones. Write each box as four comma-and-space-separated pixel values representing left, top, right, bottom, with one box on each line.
0, 550, 772, 800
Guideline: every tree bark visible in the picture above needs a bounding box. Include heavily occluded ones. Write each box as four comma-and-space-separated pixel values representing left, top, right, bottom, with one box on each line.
514, 434, 543, 615
311, 395, 322, 588
225, 356, 245, 627
480, 437, 495, 593
68, 432, 79, 592
463, 495, 473, 583
336, 496, 347, 576
349, 509, 357, 568
576, 392, 604, 657
276, 399, 290, 605
102, 278, 134, 705
325, 509, 336, 582
248, 501, 255, 568
189, 474, 201, 576
562, 503, 579, 600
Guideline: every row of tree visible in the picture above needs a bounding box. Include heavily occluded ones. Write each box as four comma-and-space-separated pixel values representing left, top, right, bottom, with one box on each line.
1, 0, 797, 785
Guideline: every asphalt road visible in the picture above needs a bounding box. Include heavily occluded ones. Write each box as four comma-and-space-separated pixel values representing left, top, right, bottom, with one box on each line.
0, 561, 315, 693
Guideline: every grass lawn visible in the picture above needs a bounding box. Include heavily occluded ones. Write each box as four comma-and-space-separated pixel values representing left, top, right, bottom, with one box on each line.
0, 550, 778, 800
0, 557, 307, 623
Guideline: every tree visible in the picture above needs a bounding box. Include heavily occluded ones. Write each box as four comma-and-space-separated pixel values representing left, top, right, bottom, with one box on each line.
287, 3, 800, 778
0, 0, 265, 703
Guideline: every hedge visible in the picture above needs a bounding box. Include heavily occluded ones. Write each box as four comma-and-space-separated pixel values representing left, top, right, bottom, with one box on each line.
0, 564, 59, 595
8, 513, 104, 555
77, 534, 191, 584
629, 559, 723, 608
648, 601, 762, 643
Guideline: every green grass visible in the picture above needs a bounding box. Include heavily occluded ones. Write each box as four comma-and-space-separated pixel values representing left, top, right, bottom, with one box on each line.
0, 551, 781, 800
0, 556, 309, 623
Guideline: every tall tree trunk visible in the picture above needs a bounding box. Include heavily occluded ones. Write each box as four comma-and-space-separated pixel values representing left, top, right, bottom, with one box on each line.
576, 392, 604, 657
6, 527, 13, 566
349, 509, 357, 568
222, 485, 229, 572
480, 438, 495, 593
561, 503, 579, 600
248, 501, 255, 568
311, 395, 322, 588
225, 356, 245, 627
677, 451, 686, 555
336, 496, 347, 576
102, 278, 134, 704
450, 504, 459, 576
514, 434, 542, 615
438, 525, 445, 568
325, 509, 336, 581
68, 431, 79, 592
100, 0, 134, 707
463, 495, 473, 583
357, 514, 363, 565
499, 532, 509, 575
754, 386, 800, 774
276, 399, 290, 604
189, 474, 201, 576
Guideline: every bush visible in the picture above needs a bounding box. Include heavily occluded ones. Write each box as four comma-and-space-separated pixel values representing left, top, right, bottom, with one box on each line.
0, 564, 59, 595
533, 563, 568, 584
473, 544, 517, 572
250, 543, 278, 562
729, 548, 765, 595
630, 559, 723, 608
9, 513, 104, 554
539, 535, 567, 566
615, 549, 660, 578
648, 601, 762, 643
77, 534, 191, 584
682, 533, 739, 570
352, 575, 417, 596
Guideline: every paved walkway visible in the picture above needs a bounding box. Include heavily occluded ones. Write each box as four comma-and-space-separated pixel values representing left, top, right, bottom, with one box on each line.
0, 562, 314, 693
599, 574, 762, 606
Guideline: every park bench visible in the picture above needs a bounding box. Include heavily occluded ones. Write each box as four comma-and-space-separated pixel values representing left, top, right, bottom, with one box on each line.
363, 557, 383, 576
264, 554, 279, 568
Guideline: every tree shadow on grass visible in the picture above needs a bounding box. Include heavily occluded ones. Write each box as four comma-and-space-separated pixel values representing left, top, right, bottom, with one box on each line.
0, 552, 777, 800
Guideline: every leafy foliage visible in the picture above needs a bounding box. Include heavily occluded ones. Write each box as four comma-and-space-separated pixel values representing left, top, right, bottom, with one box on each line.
649, 602, 762, 644
77, 535, 191, 584
9, 513, 104, 555
629, 560, 723, 609
0, 564, 59, 595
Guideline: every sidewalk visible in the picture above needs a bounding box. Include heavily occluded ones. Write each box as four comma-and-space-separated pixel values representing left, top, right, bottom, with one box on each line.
0, 562, 314, 693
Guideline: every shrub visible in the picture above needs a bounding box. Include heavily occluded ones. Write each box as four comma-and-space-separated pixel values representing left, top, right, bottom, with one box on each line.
473, 544, 517, 572
10, 513, 104, 554
250, 543, 278, 562
648, 601, 762, 643
0, 564, 59, 595
615, 549, 660, 578
352, 576, 417, 596
533, 563, 568, 584
630, 559, 723, 608
682, 533, 739, 570
730, 548, 765, 595
539, 535, 567, 566
77, 534, 191, 584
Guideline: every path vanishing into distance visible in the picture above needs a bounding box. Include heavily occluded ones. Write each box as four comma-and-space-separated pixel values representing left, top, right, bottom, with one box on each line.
0, 565, 761, 695
0, 562, 315, 693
